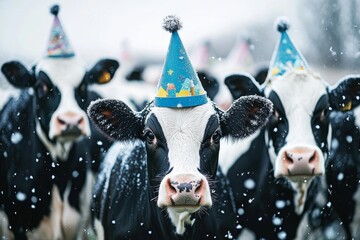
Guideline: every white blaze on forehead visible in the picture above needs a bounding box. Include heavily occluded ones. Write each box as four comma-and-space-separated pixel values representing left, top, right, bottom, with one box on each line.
152, 102, 216, 235
151, 102, 216, 173
36, 57, 86, 87
266, 71, 327, 147
36, 57, 91, 139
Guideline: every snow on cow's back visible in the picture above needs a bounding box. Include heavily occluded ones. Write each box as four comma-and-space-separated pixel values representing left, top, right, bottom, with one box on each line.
94, 140, 147, 197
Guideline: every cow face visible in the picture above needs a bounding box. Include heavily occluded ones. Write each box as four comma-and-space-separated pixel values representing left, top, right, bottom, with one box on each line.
1, 57, 119, 158
88, 97, 272, 234
225, 71, 360, 213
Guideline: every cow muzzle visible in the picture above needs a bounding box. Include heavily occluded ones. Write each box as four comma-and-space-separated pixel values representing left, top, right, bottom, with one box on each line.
274, 145, 325, 180
53, 112, 89, 141
157, 173, 212, 213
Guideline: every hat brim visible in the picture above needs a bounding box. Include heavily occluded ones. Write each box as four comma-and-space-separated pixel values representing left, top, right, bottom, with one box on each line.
154, 94, 208, 108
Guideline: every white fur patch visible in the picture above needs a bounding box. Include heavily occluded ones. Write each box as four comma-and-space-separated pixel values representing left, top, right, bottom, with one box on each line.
167, 208, 195, 235
94, 218, 105, 240
152, 102, 215, 234
26, 186, 63, 240
351, 184, 360, 236
266, 71, 327, 166
34, 57, 91, 160
0, 211, 13, 239
151, 103, 215, 175
219, 130, 261, 175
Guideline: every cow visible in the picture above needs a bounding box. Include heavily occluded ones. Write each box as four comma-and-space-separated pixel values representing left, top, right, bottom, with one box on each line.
0, 56, 119, 239
87, 94, 273, 239
299, 109, 360, 239
219, 71, 360, 239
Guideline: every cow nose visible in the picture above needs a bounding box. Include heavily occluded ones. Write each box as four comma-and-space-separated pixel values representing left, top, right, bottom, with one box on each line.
165, 174, 206, 207
57, 113, 84, 128
282, 147, 320, 176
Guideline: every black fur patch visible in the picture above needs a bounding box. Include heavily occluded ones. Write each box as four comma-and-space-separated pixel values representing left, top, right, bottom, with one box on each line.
224, 73, 262, 100
1, 61, 36, 88
87, 99, 144, 141
219, 95, 273, 138
329, 75, 360, 110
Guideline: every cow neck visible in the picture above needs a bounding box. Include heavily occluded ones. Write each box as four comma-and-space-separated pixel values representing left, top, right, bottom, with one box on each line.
35, 117, 73, 162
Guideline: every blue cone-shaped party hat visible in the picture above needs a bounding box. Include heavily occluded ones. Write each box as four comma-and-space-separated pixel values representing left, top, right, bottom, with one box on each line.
154, 15, 208, 108
269, 17, 309, 77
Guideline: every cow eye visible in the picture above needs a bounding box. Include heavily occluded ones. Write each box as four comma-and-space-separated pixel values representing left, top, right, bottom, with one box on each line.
144, 129, 156, 144
36, 82, 51, 98
211, 130, 222, 144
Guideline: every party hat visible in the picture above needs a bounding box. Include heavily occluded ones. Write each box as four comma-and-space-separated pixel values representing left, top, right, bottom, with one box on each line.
154, 16, 208, 108
269, 17, 308, 77
47, 5, 75, 58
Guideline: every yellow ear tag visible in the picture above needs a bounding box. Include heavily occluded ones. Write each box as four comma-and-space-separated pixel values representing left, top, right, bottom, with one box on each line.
99, 71, 111, 84
340, 100, 352, 111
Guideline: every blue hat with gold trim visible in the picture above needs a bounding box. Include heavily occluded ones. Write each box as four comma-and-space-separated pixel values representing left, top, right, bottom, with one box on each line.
47, 5, 75, 58
154, 15, 208, 108
269, 17, 308, 77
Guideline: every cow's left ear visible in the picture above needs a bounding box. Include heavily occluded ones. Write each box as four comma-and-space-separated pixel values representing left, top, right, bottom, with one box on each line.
1, 61, 36, 88
218, 95, 273, 139
329, 75, 360, 111
85, 59, 120, 85
87, 99, 144, 141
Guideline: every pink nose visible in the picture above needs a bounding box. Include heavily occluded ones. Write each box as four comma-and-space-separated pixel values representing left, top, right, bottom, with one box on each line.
217, 101, 231, 111
165, 174, 206, 207
282, 147, 321, 176
56, 113, 85, 130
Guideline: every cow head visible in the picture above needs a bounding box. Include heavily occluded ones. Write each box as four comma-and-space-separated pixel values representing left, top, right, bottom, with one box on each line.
225, 70, 360, 214
88, 97, 272, 234
1, 57, 119, 160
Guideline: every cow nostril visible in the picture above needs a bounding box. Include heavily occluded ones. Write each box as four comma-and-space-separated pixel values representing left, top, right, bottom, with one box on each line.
309, 151, 316, 163
57, 117, 66, 125
194, 179, 203, 195
167, 179, 177, 195
77, 117, 84, 125
284, 151, 294, 164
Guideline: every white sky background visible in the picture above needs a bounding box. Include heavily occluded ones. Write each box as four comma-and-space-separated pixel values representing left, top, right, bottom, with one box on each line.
0, 0, 358, 84
0, 0, 299, 64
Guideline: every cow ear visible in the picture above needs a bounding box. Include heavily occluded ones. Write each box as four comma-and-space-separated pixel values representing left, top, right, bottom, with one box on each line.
224, 73, 262, 100
125, 65, 145, 81
253, 66, 269, 86
329, 75, 360, 111
1, 61, 36, 88
86, 59, 119, 85
87, 99, 143, 141
219, 95, 273, 139
197, 70, 219, 101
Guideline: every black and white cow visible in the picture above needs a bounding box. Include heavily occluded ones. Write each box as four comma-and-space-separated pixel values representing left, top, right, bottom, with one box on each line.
301, 109, 360, 239
0, 56, 118, 239
87, 94, 273, 239
220, 71, 360, 239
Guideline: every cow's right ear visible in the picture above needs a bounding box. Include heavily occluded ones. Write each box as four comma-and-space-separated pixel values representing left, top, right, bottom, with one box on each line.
1, 61, 36, 88
87, 99, 144, 141
224, 73, 262, 100
197, 70, 219, 101
85, 59, 120, 85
